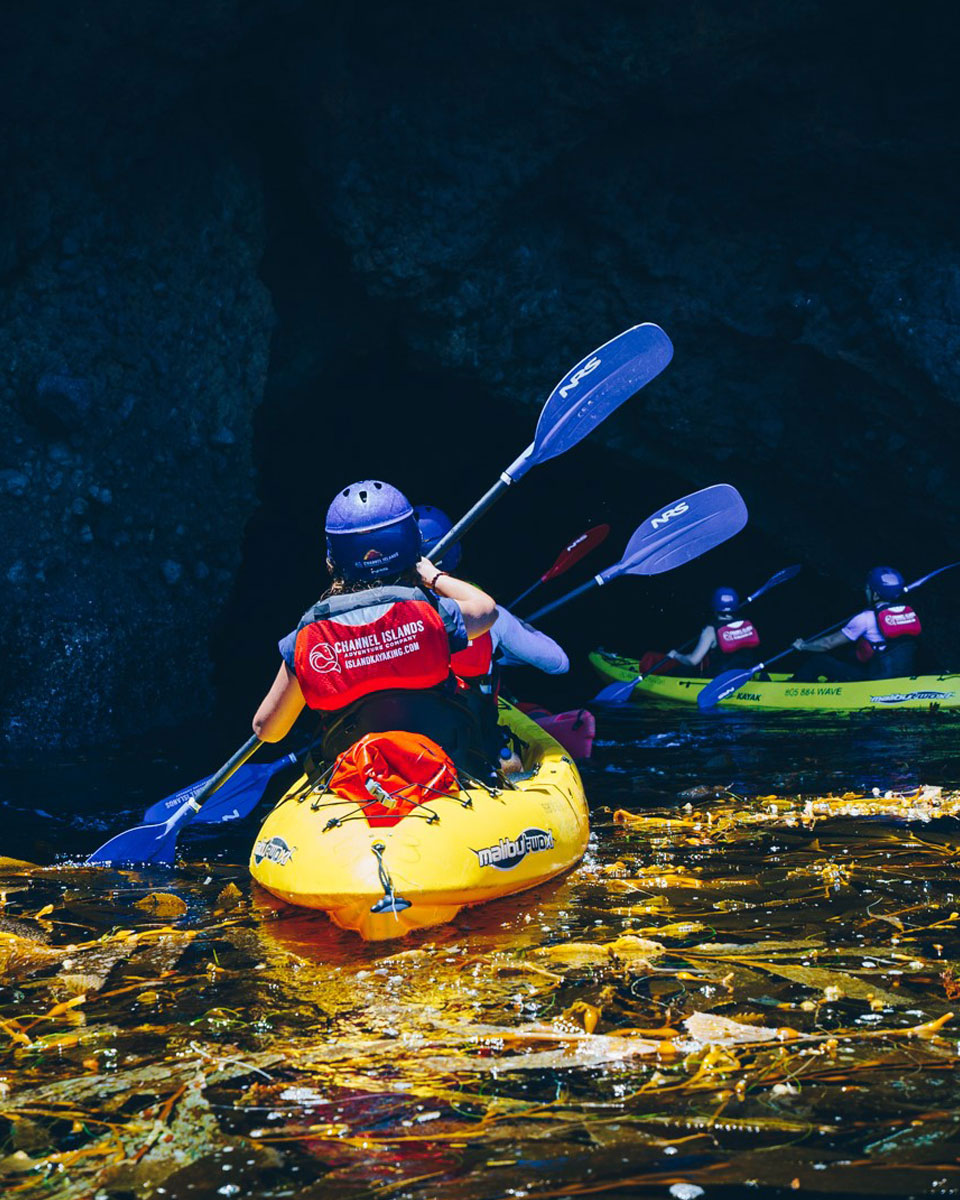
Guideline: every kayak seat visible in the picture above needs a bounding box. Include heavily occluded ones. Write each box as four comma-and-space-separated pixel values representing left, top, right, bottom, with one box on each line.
318, 687, 496, 781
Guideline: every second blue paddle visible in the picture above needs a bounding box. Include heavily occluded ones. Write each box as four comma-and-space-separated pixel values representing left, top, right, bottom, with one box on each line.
526, 484, 749, 622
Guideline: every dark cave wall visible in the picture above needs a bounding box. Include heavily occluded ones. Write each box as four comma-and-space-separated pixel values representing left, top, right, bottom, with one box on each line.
0, 4, 277, 749
2, 1, 959, 753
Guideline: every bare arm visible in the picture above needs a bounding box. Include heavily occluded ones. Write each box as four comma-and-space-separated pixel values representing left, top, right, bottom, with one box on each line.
795, 630, 849, 654
669, 625, 716, 670
253, 662, 306, 742
417, 558, 497, 638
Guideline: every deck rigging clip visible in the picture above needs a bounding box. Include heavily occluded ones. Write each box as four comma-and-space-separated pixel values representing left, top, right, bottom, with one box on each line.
369, 841, 412, 915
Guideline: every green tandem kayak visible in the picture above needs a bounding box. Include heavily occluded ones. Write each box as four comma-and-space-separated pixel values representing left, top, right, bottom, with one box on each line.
589, 649, 960, 711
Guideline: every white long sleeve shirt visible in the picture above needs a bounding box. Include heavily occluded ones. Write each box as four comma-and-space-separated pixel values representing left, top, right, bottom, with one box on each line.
488, 606, 569, 674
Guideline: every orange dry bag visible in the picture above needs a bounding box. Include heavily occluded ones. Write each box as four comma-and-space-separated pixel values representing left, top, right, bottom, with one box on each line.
329, 731, 459, 828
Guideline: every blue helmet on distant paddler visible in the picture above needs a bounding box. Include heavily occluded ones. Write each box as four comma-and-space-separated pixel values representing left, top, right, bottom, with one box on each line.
866, 566, 905, 603
413, 504, 462, 571
711, 586, 740, 618
325, 480, 422, 582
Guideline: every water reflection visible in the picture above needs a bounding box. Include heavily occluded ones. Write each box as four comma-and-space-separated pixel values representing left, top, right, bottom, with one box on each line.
2, 706, 960, 1197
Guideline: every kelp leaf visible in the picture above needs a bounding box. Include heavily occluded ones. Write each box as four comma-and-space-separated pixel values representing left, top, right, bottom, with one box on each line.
744, 961, 904, 1007
683, 1012, 791, 1045
134, 893, 188, 918
0, 857, 41, 874
423, 1033, 657, 1073
535, 935, 665, 969
0, 931, 65, 980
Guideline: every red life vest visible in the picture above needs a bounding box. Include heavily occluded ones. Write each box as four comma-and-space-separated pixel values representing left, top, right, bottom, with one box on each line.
450, 631, 494, 680
293, 586, 451, 712
715, 620, 760, 654
878, 604, 922, 639
856, 605, 922, 662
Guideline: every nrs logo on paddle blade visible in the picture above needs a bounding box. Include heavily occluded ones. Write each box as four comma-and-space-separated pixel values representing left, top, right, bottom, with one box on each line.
651, 501, 690, 529
473, 828, 555, 870
558, 357, 601, 398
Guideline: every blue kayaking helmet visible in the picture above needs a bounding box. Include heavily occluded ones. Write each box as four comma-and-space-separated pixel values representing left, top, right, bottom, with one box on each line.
711, 586, 739, 616
325, 480, 421, 582
866, 565, 905, 602
414, 504, 462, 571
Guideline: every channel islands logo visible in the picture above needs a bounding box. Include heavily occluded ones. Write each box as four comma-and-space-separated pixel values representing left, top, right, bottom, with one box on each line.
309, 642, 342, 674
473, 828, 555, 870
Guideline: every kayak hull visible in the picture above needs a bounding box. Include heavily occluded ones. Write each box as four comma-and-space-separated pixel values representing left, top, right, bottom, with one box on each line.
249, 701, 589, 939
589, 650, 960, 711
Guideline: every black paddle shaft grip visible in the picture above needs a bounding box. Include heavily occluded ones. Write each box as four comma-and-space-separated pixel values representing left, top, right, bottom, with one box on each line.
428, 477, 512, 565
193, 735, 262, 808
527, 577, 598, 621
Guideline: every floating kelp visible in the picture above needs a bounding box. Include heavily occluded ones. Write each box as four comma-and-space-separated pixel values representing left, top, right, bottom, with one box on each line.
3, 779, 960, 1198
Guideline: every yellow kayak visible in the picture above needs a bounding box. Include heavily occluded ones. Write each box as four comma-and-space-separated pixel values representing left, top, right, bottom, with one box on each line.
249, 700, 589, 940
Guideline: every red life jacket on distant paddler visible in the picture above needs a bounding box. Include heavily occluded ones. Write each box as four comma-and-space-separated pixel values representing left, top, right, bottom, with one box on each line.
715, 619, 760, 654
878, 604, 922, 640
293, 586, 451, 711
856, 605, 922, 663
451, 631, 494, 681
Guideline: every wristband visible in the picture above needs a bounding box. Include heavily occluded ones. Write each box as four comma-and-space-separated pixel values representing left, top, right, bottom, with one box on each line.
429, 570, 447, 590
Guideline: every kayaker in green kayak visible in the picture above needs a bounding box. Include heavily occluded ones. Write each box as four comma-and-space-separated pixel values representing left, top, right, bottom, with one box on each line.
666, 586, 762, 677
252, 480, 499, 773
791, 566, 922, 682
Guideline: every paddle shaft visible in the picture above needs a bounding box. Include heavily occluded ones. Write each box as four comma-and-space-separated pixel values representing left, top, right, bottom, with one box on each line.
510, 577, 542, 609
429, 475, 514, 566
770, 562, 956, 671
428, 325, 673, 567
191, 735, 263, 810
631, 638, 699, 686
527, 576, 600, 621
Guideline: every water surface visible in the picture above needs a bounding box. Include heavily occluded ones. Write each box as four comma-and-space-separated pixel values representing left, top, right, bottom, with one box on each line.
2, 704, 960, 1198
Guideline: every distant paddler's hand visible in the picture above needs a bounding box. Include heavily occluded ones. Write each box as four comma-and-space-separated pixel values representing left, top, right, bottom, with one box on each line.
792, 637, 808, 652
666, 649, 679, 659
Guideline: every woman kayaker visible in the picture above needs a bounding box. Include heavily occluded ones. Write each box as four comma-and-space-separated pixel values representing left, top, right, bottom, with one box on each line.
252, 481, 497, 769
792, 566, 921, 682
666, 586, 761, 676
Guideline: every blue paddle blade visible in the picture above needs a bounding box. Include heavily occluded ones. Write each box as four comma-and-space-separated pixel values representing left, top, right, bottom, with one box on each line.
519, 324, 673, 475
602, 484, 748, 582
141, 753, 298, 826
86, 798, 199, 867
697, 666, 757, 710
593, 677, 639, 703
746, 564, 802, 604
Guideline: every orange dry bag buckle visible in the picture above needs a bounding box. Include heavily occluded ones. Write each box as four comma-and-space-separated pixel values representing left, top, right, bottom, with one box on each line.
329, 731, 459, 827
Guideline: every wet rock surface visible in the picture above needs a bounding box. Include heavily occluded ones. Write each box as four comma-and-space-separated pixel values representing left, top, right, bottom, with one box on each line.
2, 1, 958, 753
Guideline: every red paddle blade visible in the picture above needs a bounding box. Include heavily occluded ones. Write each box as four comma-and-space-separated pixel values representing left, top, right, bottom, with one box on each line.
541, 524, 611, 583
